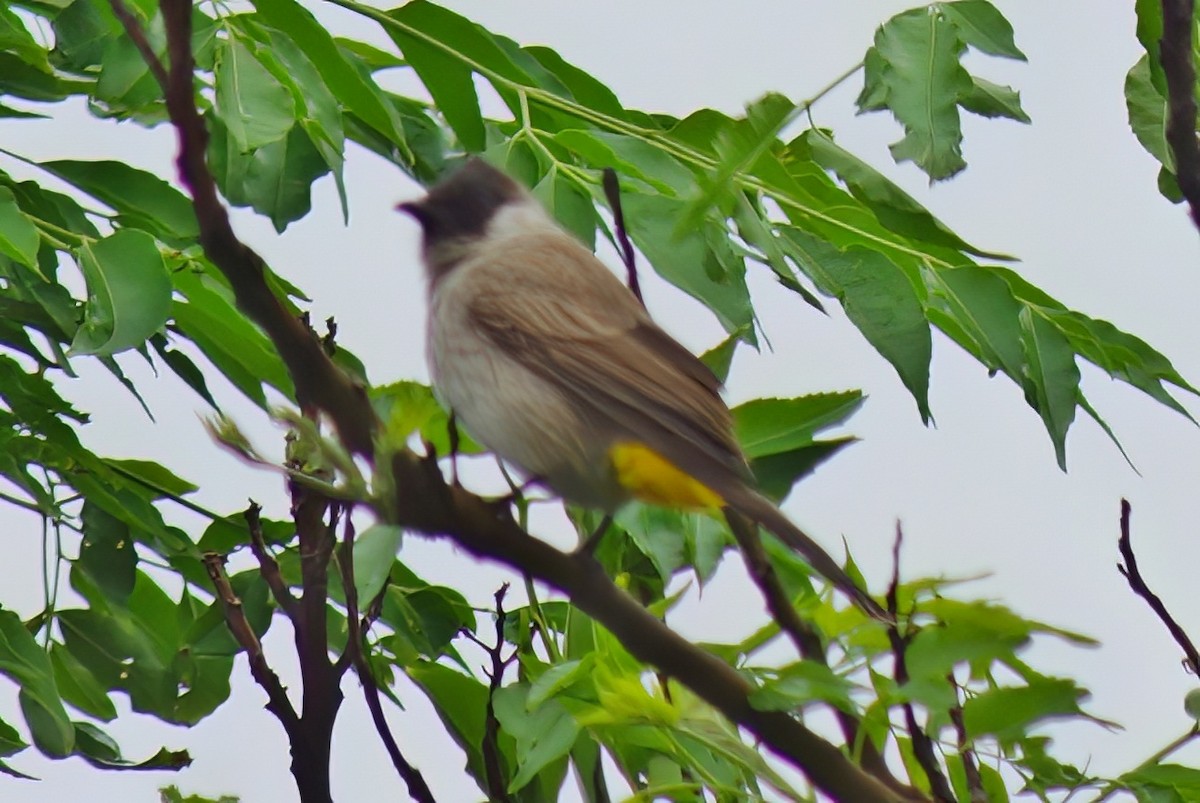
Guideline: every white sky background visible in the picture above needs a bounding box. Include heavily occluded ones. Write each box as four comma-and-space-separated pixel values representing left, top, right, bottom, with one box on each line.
1, 1, 1199, 801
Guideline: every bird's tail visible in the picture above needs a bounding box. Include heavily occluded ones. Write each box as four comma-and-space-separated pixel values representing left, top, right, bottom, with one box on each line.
724, 488, 890, 622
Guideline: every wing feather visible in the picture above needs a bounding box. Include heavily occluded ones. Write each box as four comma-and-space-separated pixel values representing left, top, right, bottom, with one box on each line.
465, 234, 750, 489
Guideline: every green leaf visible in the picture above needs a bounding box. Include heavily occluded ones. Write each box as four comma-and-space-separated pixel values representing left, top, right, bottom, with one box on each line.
104, 459, 199, 499
960, 76, 1030, 123
50, 645, 116, 721
73, 721, 191, 771
150, 334, 220, 410
352, 524, 404, 603
871, 9, 972, 180
621, 194, 753, 336
962, 679, 1087, 741
0, 610, 74, 757
79, 501, 138, 603
39, 159, 198, 242
213, 35, 295, 151
171, 266, 294, 406
0, 187, 39, 269
939, 1, 1026, 60
70, 229, 171, 356
798, 131, 1008, 259
251, 0, 410, 151
783, 230, 932, 421
0, 5, 50, 68
407, 661, 490, 783
733, 392, 865, 458
493, 685, 578, 794
385, 3, 487, 151
1018, 308, 1079, 469
0, 714, 27, 757
927, 264, 1025, 378
749, 660, 857, 712
553, 130, 695, 196
531, 169, 597, 250
206, 115, 329, 231
1126, 55, 1173, 171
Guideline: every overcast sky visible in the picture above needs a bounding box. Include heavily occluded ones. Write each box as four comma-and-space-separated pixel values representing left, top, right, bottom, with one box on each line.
2, 2, 1199, 801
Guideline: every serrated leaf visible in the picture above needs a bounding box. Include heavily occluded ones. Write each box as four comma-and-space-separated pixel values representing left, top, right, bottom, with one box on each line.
733, 392, 864, 457
873, 9, 972, 180
749, 660, 857, 712
39, 159, 198, 242
962, 679, 1087, 741
70, 229, 171, 356
214, 36, 295, 151
939, 1, 1026, 60
960, 76, 1030, 123
171, 266, 294, 406
800, 131, 1008, 259
621, 194, 753, 336
784, 230, 932, 420
0, 187, 39, 269
206, 115, 328, 232
1018, 308, 1079, 469
251, 0, 410, 153
493, 685, 578, 794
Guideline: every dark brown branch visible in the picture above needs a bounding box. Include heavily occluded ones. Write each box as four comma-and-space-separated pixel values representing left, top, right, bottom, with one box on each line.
202, 552, 301, 735
340, 514, 437, 803
153, 0, 376, 456
108, 0, 169, 91
726, 513, 913, 796
1117, 499, 1200, 674
886, 525, 954, 803
1159, 0, 1200, 231
245, 500, 299, 620
948, 676, 986, 803
602, 168, 643, 306
462, 585, 515, 803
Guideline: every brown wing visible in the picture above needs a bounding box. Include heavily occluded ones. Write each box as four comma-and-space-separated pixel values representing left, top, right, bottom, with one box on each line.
465, 234, 751, 490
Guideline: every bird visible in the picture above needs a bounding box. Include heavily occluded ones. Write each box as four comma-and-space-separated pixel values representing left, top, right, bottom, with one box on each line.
398, 157, 885, 620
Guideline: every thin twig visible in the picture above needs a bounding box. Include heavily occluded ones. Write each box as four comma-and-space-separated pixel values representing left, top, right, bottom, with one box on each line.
726, 512, 911, 795
1117, 499, 1200, 674
602, 168, 643, 306
948, 676, 986, 802
107, 0, 169, 91
202, 553, 301, 733
245, 500, 300, 620
886, 525, 955, 803
462, 585, 515, 803
1159, 0, 1200, 231
340, 513, 437, 803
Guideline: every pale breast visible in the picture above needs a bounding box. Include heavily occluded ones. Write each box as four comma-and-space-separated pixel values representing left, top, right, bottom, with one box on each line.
427, 261, 625, 509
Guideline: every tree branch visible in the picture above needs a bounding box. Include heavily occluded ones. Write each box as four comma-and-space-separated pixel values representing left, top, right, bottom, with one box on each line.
462, 585, 514, 803
886, 525, 954, 803
151, 0, 376, 456
1159, 0, 1200, 231
1117, 499, 1200, 674
201, 552, 301, 737
339, 514, 437, 803
390, 452, 910, 802
726, 513, 914, 797
245, 500, 299, 620
602, 168, 643, 306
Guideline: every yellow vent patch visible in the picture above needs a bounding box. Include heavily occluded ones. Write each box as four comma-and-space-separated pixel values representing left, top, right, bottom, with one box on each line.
609, 442, 723, 510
